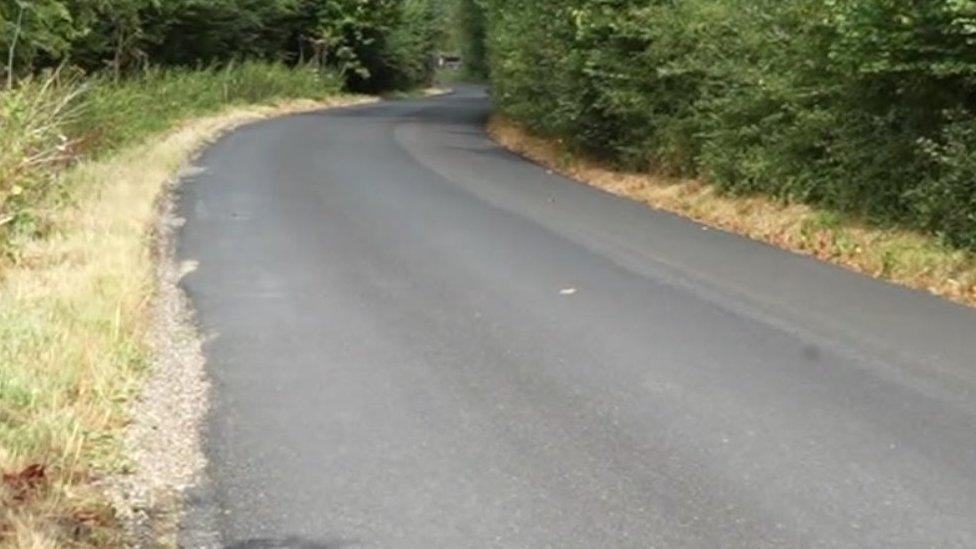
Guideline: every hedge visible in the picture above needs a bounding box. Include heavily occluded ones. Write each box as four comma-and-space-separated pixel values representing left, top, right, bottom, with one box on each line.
477, 0, 976, 249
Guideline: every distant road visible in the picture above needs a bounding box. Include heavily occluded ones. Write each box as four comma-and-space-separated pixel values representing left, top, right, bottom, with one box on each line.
177, 86, 976, 547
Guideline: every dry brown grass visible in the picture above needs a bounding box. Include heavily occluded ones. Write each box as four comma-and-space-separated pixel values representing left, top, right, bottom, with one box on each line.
489, 115, 976, 307
0, 95, 374, 547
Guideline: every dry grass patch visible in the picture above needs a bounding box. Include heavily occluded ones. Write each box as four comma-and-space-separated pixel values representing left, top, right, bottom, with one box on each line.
0, 95, 373, 546
489, 115, 976, 307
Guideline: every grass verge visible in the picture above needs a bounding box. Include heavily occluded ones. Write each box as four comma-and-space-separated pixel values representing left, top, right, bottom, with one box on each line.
0, 64, 371, 546
489, 115, 976, 308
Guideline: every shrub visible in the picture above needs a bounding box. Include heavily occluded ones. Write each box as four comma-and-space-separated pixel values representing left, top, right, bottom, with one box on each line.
0, 0, 442, 92
474, 0, 976, 249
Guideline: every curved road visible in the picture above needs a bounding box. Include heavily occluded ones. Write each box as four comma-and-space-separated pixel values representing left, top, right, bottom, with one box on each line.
177, 87, 976, 547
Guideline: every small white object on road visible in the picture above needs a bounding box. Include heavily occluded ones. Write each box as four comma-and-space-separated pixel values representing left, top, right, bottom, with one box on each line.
560, 288, 578, 296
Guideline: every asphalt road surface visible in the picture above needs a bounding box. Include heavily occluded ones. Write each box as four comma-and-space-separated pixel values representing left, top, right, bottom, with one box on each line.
177, 87, 976, 548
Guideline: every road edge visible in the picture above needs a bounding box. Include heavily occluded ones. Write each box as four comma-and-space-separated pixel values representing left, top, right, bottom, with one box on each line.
487, 115, 976, 309
106, 96, 378, 547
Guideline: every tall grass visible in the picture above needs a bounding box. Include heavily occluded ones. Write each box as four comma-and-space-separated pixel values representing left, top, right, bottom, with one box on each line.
0, 62, 341, 255
0, 73, 86, 251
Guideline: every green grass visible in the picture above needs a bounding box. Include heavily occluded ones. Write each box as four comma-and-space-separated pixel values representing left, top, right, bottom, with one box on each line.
78, 62, 342, 154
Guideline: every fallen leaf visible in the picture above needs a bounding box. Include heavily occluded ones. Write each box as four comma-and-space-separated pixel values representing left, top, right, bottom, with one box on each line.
3, 464, 47, 502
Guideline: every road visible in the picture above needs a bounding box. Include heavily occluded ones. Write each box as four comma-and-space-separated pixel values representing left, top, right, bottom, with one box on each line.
176, 86, 976, 548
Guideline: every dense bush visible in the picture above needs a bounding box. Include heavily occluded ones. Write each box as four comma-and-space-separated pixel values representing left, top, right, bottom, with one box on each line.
0, 0, 445, 91
475, 0, 976, 249
457, 0, 488, 79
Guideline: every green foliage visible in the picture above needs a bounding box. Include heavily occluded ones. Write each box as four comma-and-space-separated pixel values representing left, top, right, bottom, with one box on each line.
0, 0, 444, 91
382, 0, 447, 89
473, 0, 976, 249
457, 0, 487, 78
1, 1, 86, 67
